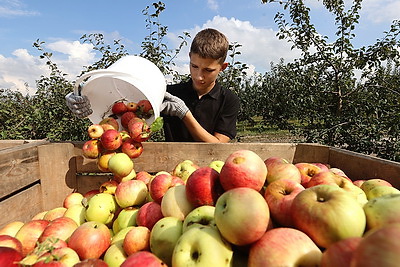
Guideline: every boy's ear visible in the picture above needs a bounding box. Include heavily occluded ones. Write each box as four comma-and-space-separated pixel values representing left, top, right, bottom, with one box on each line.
221, 62, 228, 71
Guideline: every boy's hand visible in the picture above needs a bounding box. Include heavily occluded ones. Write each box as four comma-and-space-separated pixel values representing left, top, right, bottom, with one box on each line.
161, 92, 189, 119
65, 92, 93, 118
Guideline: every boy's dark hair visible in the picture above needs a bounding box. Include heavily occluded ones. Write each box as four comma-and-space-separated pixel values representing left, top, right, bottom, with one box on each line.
190, 28, 229, 63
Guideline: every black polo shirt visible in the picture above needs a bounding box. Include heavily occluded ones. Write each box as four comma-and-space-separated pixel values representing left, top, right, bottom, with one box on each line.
162, 79, 240, 142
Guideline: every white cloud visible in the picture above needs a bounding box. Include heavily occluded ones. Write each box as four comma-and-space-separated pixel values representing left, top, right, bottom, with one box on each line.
0, 0, 39, 17
207, 0, 219, 11
361, 0, 400, 24
169, 15, 302, 74
0, 40, 96, 95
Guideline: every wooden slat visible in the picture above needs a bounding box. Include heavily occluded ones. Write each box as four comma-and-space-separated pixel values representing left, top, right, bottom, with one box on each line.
38, 143, 78, 210
0, 140, 48, 150
76, 174, 113, 195
0, 142, 49, 199
328, 147, 400, 187
0, 184, 43, 228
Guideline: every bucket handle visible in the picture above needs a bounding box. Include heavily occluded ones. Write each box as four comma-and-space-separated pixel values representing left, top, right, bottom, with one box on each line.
73, 69, 134, 96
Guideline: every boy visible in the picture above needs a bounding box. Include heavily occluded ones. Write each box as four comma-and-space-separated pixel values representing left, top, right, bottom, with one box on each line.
66, 28, 239, 143
161, 28, 240, 143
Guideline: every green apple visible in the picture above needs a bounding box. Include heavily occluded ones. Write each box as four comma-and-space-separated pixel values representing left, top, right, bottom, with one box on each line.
182, 205, 216, 233
108, 153, 134, 179
363, 194, 400, 231
112, 207, 139, 234
291, 184, 366, 248
161, 185, 195, 220
365, 185, 400, 200
64, 204, 86, 226
360, 178, 393, 196
208, 160, 224, 173
150, 216, 183, 266
103, 242, 127, 267
172, 160, 200, 182
111, 226, 135, 246
85, 193, 118, 224
214, 187, 270, 246
172, 226, 233, 267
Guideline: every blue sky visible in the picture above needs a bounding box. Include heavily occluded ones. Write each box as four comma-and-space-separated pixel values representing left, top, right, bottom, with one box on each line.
0, 0, 399, 94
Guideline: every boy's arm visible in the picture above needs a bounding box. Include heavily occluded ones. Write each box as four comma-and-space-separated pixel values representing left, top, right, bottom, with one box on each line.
182, 111, 230, 143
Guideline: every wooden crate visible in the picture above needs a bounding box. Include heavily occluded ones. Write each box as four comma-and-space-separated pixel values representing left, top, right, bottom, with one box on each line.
1, 141, 400, 228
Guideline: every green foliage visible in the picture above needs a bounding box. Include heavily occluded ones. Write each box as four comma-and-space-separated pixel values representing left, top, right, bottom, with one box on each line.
259, 0, 400, 161
1, 0, 400, 163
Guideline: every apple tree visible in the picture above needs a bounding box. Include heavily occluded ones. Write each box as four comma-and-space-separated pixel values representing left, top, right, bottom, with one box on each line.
261, 0, 400, 161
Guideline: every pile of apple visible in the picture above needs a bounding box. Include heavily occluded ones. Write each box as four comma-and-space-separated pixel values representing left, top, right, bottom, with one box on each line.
1, 149, 400, 267
82, 99, 164, 180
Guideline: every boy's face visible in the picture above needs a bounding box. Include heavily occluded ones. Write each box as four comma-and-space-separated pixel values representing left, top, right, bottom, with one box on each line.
189, 52, 228, 95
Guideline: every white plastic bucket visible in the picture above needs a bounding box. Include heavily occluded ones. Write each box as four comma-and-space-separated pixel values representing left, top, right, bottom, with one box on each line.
74, 55, 166, 125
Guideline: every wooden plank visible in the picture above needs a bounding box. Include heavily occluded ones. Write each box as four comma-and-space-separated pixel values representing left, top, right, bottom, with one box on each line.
74, 142, 299, 173
0, 140, 49, 150
0, 142, 46, 199
38, 143, 78, 210
0, 184, 43, 228
76, 174, 113, 195
328, 147, 400, 187
292, 143, 330, 164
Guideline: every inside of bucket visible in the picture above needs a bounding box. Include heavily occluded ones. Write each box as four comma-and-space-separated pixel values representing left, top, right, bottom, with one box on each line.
83, 76, 155, 127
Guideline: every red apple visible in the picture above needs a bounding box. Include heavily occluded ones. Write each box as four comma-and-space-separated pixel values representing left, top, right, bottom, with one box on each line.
136, 171, 153, 186
82, 139, 102, 159
248, 227, 322, 267
0, 235, 23, 254
264, 178, 305, 227
294, 162, 324, 186
136, 202, 164, 231
126, 102, 138, 112
219, 150, 267, 192
38, 217, 78, 243
123, 226, 151, 255
264, 157, 301, 184
185, 166, 224, 207
0, 247, 23, 267
112, 101, 128, 115
353, 179, 366, 188
321, 237, 362, 267
306, 170, 348, 188
87, 124, 104, 139
121, 138, 144, 159
128, 118, 151, 143
15, 219, 50, 256
100, 129, 122, 151
137, 99, 154, 119
99, 117, 119, 131
63, 192, 84, 209
121, 111, 139, 130
149, 173, 182, 204
120, 251, 165, 267
67, 221, 111, 260
350, 223, 400, 267
73, 258, 108, 267
82, 189, 100, 202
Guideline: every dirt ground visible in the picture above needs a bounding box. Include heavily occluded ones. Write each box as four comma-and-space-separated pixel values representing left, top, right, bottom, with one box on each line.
234, 132, 304, 143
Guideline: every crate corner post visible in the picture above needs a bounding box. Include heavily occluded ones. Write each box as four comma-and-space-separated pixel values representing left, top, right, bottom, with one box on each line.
38, 142, 77, 211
